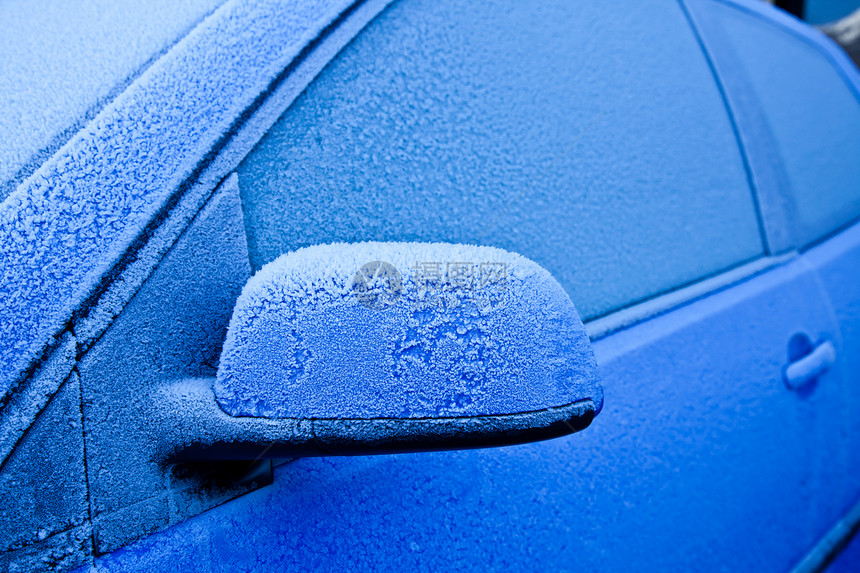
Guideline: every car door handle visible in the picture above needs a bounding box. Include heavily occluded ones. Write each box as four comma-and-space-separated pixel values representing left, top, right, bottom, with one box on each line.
783, 339, 836, 390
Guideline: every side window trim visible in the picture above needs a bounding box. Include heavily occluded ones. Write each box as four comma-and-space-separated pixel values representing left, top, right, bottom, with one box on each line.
586, 252, 795, 340
684, 0, 860, 253
681, 0, 798, 254
713, 0, 860, 101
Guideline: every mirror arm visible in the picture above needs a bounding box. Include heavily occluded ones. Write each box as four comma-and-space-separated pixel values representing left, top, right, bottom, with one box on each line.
151, 378, 323, 462
151, 379, 596, 462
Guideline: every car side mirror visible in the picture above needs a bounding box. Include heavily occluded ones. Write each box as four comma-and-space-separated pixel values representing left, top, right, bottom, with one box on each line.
156, 242, 602, 460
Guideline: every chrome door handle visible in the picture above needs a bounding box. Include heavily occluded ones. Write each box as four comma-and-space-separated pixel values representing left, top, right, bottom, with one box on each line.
783, 340, 836, 390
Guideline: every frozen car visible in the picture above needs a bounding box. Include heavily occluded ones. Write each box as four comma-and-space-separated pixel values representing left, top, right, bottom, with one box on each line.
1, 0, 860, 570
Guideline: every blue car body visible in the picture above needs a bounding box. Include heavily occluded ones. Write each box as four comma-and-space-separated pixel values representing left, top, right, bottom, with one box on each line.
806, 0, 860, 24
1, 0, 860, 570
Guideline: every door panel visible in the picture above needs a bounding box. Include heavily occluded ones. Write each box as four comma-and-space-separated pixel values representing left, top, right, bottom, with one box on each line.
81, 256, 840, 571
804, 222, 860, 530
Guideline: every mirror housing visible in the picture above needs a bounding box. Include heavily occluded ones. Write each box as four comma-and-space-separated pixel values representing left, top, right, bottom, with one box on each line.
160, 242, 602, 459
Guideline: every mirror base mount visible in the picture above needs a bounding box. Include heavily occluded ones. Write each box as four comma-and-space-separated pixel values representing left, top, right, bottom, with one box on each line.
154, 379, 595, 462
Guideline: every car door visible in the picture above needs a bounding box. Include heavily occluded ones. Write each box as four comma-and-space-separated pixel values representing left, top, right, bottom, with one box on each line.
687, 0, 860, 566
69, 0, 843, 571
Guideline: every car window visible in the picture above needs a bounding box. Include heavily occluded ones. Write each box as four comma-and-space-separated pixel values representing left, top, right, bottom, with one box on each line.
236, 0, 764, 321
704, 0, 860, 248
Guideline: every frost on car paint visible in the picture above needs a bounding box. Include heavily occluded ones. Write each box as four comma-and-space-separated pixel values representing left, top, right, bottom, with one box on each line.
0, 0, 355, 406
216, 242, 604, 419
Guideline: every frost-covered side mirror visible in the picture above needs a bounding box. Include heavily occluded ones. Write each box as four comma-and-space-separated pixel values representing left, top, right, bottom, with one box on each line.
158, 242, 602, 460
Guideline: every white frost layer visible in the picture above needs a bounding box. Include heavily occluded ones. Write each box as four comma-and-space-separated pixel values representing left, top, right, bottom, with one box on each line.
216, 242, 603, 419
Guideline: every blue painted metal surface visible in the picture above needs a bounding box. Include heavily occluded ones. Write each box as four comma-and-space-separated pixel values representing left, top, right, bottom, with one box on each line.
80, 255, 841, 571
0, 0, 857, 570
804, 219, 860, 558
807, 0, 860, 24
